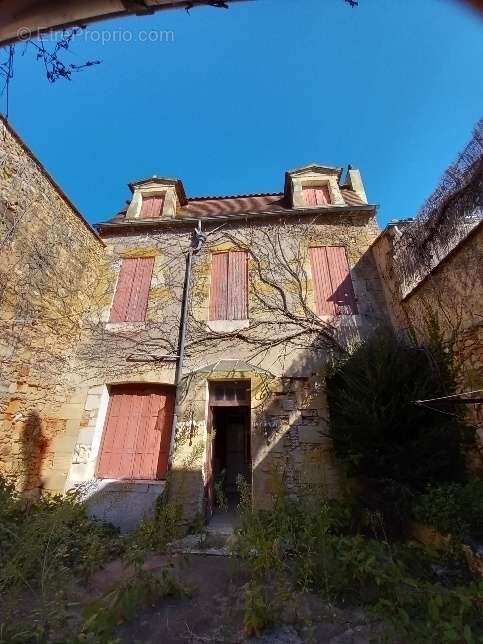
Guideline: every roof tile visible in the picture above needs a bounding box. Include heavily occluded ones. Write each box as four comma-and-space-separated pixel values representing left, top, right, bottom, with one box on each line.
98, 188, 367, 226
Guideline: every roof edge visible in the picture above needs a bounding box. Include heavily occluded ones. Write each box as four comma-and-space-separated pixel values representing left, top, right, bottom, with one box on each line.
0, 115, 104, 246
95, 204, 377, 232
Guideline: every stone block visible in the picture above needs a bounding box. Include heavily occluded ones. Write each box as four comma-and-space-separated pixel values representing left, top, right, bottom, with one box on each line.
42, 470, 69, 493
76, 428, 95, 445
85, 480, 167, 533
282, 397, 296, 411
51, 432, 77, 453
88, 385, 105, 395
52, 453, 76, 473
65, 417, 82, 436
84, 394, 101, 411
52, 404, 83, 421
67, 389, 88, 405
300, 408, 319, 418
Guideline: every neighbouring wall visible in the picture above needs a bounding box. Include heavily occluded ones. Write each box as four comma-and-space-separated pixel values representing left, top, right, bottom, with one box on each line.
372, 222, 483, 447
0, 117, 106, 493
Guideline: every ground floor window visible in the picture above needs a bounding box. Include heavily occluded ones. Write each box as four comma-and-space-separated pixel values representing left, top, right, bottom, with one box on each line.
97, 384, 174, 480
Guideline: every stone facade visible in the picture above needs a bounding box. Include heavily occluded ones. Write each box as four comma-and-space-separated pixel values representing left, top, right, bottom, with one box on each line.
66, 206, 387, 521
0, 125, 390, 527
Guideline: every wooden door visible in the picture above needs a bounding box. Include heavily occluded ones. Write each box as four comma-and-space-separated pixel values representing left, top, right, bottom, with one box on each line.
97, 384, 174, 480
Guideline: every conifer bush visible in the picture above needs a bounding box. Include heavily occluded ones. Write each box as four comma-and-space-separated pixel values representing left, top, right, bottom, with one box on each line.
326, 328, 475, 529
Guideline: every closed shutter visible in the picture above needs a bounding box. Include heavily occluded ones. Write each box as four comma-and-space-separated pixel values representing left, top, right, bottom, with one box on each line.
209, 252, 229, 320
209, 251, 248, 320
303, 186, 331, 206
314, 185, 331, 205
303, 187, 317, 206
227, 251, 248, 320
97, 385, 174, 480
109, 257, 155, 323
140, 196, 164, 218
310, 246, 357, 316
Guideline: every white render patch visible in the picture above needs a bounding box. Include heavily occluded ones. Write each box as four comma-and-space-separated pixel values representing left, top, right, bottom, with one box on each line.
81, 479, 167, 533
206, 319, 250, 333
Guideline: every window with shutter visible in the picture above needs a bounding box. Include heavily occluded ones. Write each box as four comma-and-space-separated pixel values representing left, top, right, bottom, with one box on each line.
303, 185, 331, 206
310, 246, 357, 315
97, 384, 174, 480
209, 251, 248, 320
109, 256, 154, 323
140, 195, 164, 218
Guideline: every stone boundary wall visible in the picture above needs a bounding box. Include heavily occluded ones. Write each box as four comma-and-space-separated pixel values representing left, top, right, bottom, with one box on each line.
0, 118, 105, 493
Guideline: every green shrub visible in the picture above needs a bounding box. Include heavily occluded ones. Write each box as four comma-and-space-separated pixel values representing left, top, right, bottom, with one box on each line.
234, 491, 483, 642
375, 580, 483, 644
0, 477, 121, 593
82, 565, 189, 640
326, 329, 474, 531
413, 481, 483, 541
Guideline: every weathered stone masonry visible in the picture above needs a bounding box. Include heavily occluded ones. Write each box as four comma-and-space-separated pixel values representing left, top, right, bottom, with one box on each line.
1, 131, 393, 527
0, 117, 105, 493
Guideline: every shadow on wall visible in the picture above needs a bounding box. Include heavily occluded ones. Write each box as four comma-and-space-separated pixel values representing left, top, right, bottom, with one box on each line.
75, 469, 202, 534
20, 410, 48, 495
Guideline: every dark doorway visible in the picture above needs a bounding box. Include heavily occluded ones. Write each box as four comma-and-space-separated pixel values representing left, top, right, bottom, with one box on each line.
212, 405, 250, 509
205, 380, 251, 521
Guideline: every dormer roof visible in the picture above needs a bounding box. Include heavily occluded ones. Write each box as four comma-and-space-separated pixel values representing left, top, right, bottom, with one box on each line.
128, 176, 188, 205
286, 163, 343, 177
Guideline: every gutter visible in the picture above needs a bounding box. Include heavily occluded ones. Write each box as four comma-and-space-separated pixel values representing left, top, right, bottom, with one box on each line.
167, 221, 206, 469
95, 204, 377, 234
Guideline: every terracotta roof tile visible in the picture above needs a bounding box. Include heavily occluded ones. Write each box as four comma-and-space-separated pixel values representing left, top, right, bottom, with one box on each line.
98, 188, 367, 226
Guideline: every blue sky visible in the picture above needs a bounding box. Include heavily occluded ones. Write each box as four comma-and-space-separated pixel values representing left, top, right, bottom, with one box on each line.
2, 0, 482, 226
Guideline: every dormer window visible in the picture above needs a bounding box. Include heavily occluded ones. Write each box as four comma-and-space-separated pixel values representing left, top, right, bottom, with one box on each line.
140, 195, 164, 219
303, 185, 331, 207
125, 177, 187, 221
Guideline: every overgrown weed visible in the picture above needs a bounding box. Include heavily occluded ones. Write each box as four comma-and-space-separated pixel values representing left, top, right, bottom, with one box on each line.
233, 483, 483, 642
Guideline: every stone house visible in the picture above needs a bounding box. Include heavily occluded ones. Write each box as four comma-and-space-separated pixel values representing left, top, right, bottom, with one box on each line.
65, 164, 388, 530
3, 115, 480, 532
0, 116, 389, 529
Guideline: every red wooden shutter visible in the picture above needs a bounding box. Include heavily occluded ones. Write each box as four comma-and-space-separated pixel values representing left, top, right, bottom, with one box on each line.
326, 246, 358, 314
310, 247, 335, 315
97, 385, 174, 480
227, 251, 248, 320
209, 251, 248, 320
109, 258, 138, 322
310, 246, 357, 316
303, 186, 331, 206
209, 253, 229, 320
109, 257, 154, 323
303, 187, 317, 206
315, 185, 331, 205
140, 196, 164, 219
125, 257, 155, 322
